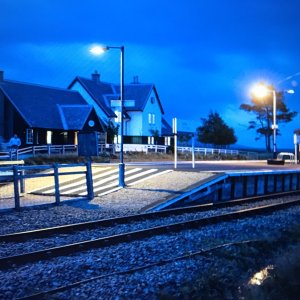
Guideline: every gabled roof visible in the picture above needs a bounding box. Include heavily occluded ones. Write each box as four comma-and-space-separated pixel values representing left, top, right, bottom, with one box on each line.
58, 105, 92, 130
121, 83, 164, 114
68, 76, 116, 118
0, 79, 94, 130
69, 75, 164, 115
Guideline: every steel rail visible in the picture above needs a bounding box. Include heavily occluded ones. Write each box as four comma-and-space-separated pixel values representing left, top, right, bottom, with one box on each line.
1, 189, 299, 243
20, 239, 264, 300
0, 197, 300, 270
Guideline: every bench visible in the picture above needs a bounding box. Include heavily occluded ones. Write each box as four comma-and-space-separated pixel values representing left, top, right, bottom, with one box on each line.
267, 152, 295, 165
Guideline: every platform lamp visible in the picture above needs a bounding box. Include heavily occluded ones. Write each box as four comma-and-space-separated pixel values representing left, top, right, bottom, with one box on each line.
90, 45, 125, 187
252, 83, 294, 158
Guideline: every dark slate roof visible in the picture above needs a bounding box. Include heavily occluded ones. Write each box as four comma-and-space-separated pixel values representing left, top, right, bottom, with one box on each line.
58, 105, 92, 130
69, 76, 164, 115
122, 84, 164, 113
0, 79, 93, 130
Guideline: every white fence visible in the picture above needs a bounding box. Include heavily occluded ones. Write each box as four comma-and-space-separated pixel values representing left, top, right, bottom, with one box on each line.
0, 144, 258, 159
114, 144, 167, 153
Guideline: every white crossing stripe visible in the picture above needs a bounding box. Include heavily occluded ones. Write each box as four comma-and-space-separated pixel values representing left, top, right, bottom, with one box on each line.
127, 169, 173, 186
29, 167, 173, 197
93, 168, 158, 195
40, 167, 117, 194
29, 167, 112, 193
97, 169, 173, 196
70, 168, 142, 196
80, 168, 144, 195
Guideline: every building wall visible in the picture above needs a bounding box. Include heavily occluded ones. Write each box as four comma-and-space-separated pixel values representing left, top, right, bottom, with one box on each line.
126, 111, 143, 136
141, 89, 162, 136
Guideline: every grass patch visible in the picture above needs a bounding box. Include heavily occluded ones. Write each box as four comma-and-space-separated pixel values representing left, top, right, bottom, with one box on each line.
23, 151, 249, 165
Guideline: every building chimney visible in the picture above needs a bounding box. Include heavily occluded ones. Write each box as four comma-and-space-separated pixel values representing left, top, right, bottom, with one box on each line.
91, 70, 100, 83
0, 70, 3, 81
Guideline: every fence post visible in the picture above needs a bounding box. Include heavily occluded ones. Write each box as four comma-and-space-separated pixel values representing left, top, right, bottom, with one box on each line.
13, 166, 20, 209
86, 160, 94, 200
53, 163, 60, 205
20, 169, 25, 193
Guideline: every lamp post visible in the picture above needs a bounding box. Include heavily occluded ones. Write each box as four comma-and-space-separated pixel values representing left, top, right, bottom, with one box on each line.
271, 89, 277, 158
252, 83, 294, 158
90, 45, 125, 187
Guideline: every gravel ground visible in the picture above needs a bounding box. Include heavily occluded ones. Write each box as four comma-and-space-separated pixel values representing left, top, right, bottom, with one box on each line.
0, 170, 214, 234
0, 207, 299, 299
1, 170, 300, 299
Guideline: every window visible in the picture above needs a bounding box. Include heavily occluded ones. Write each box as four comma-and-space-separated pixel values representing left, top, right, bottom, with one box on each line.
148, 113, 156, 124
165, 136, 171, 146
152, 114, 155, 124
148, 136, 154, 144
26, 129, 33, 144
46, 131, 52, 144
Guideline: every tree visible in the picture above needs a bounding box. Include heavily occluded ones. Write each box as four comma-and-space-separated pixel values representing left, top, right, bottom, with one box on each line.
196, 111, 237, 147
240, 86, 297, 152
106, 120, 119, 144
149, 129, 159, 144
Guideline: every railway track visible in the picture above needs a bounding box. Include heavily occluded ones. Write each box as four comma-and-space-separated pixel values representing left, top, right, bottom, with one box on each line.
1, 192, 300, 299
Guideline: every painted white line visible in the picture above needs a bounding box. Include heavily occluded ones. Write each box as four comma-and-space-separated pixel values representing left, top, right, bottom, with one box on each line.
90, 168, 150, 196
55, 168, 117, 193
92, 168, 142, 189
127, 169, 173, 186
78, 168, 143, 195
98, 186, 122, 196
121, 168, 158, 181
96, 169, 172, 196
29, 167, 112, 193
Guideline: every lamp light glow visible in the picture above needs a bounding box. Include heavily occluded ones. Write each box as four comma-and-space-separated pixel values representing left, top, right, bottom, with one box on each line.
251, 84, 269, 98
90, 45, 107, 55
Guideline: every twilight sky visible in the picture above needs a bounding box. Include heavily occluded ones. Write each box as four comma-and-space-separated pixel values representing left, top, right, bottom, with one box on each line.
1, 0, 300, 149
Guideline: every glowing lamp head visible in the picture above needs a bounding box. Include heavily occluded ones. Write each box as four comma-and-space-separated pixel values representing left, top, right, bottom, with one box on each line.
90, 45, 107, 55
286, 89, 295, 94
251, 83, 270, 98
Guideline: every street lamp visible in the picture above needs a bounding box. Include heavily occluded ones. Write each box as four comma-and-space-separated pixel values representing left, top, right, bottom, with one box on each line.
252, 83, 294, 158
90, 45, 125, 187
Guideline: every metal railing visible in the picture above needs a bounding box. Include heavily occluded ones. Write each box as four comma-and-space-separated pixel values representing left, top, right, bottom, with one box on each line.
177, 146, 259, 159
0, 162, 93, 210
152, 169, 300, 210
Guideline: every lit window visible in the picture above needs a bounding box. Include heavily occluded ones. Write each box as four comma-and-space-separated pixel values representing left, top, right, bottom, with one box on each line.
165, 137, 171, 146
148, 136, 154, 144
26, 129, 33, 144
46, 131, 52, 144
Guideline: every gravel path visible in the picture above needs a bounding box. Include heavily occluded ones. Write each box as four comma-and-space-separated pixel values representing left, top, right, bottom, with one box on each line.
1, 170, 299, 299
0, 170, 214, 234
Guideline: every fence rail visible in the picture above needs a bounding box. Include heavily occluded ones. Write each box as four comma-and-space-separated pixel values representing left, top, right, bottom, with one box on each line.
0, 143, 259, 160
0, 162, 93, 210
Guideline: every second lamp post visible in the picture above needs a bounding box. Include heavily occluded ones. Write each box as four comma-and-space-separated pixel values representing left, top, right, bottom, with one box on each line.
90, 45, 125, 187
